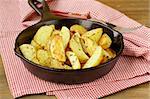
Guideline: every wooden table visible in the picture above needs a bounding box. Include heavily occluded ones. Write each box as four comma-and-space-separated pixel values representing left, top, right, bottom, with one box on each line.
0, 0, 150, 99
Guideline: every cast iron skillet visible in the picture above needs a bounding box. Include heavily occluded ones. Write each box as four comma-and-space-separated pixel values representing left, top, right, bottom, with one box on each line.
14, 0, 124, 84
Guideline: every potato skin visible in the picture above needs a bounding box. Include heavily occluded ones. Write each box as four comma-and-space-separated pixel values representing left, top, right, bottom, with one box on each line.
66, 51, 81, 69
82, 28, 103, 43
37, 49, 51, 66
49, 58, 64, 69
60, 26, 70, 49
69, 33, 89, 63
105, 48, 116, 58
50, 35, 66, 62
19, 44, 37, 61
99, 33, 112, 49
33, 25, 54, 48
81, 37, 98, 56
31, 40, 41, 49
70, 24, 87, 35
83, 46, 104, 69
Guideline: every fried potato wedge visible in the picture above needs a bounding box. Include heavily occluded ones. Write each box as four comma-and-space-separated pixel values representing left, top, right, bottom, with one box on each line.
37, 49, 51, 66
49, 58, 64, 69
82, 28, 103, 43
52, 30, 60, 35
45, 30, 61, 51
32, 57, 40, 64
31, 40, 41, 49
60, 26, 70, 49
66, 51, 81, 69
20, 24, 116, 70
49, 58, 72, 69
105, 48, 116, 58
83, 46, 104, 69
63, 64, 73, 69
44, 39, 51, 51
69, 33, 89, 63
99, 33, 112, 49
70, 24, 87, 35
101, 49, 112, 63
81, 37, 98, 56
49, 24, 55, 30
19, 44, 37, 61
33, 25, 54, 48
50, 35, 66, 62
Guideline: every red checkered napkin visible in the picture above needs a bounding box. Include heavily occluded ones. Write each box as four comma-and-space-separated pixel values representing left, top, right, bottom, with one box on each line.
19, 0, 124, 26
0, 0, 150, 98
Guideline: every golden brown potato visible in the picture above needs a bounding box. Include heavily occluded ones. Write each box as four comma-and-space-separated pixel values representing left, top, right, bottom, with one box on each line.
31, 40, 41, 49
83, 46, 104, 69
20, 24, 116, 70
81, 37, 98, 56
105, 48, 116, 58
49, 58, 64, 69
101, 49, 112, 64
60, 26, 70, 49
32, 57, 40, 64
44, 30, 61, 51
82, 28, 103, 43
52, 30, 61, 36
66, 51, 81, 69
69, 33, 89, 63
49, 24, 55, 30
19, 44, 37, 61
37, 49, 51, 66
44, 39, 51, 51
70, 24, 87, 35
63, 64, 73, 69
99, 33, 112, 49
33, 25, 54, 48
50, 35, 66, 62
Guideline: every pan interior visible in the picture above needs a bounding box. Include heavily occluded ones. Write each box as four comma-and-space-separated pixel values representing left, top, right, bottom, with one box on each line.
15, 19, 123, 70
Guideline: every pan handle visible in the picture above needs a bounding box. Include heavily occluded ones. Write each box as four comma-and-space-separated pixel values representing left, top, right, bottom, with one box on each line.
28, 0, 61, 21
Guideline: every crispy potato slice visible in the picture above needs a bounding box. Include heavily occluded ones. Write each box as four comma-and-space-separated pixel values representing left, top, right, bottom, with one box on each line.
32, 57, 40, 64
60, 26, 70, 49
37, 49, 51, 66
49, 24, 55, 30
45, 30, 61, 51
44, 39, 51, 51
81, 37, 98, 56
83, 46, 104, 69
63, 64, 73, 69
49, 58, 64, 69
33, 25, 54, 48
19, 44, 37, 61
82, 28, 103, 43
101, 49, 112, 64
50, 35, 66, 62
66, 51, 81, 69
31, 40, 41, 49
50, 58, 72, 70
70, 24, 87, 35
69, 33, 89, 63
52, 30, 60, 35
105, 48, 116, 58
99, 33, 112, 49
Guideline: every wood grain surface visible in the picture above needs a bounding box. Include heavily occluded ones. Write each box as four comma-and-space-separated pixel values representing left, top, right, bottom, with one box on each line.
0, 0, 150, 99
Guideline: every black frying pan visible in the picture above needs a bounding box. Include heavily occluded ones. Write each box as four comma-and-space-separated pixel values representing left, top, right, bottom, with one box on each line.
14, 0, 124, 84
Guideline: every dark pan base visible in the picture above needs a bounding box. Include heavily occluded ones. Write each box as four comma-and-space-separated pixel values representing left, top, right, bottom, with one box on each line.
22, 57, 119, 84
15, 19, 124, 84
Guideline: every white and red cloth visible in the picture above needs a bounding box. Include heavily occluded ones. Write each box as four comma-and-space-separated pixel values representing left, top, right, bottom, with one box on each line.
0, 0, 150, 98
